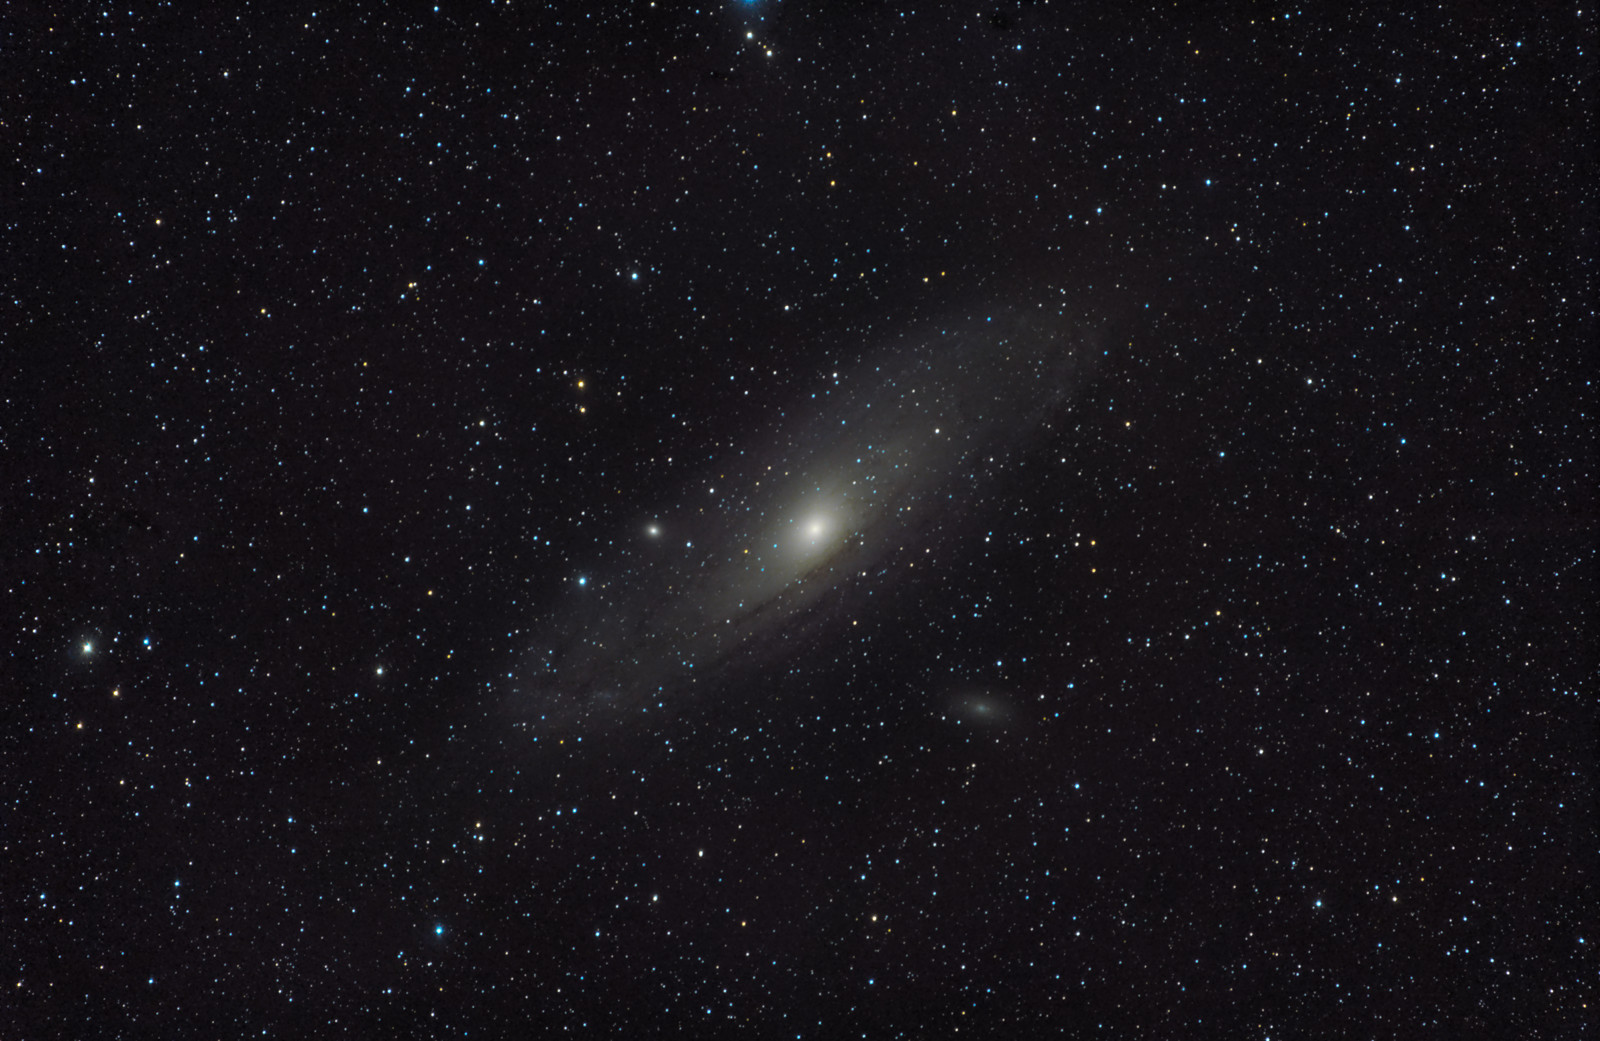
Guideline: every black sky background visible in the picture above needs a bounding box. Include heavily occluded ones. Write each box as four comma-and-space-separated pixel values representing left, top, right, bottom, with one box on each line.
5, 2, 1593, 1037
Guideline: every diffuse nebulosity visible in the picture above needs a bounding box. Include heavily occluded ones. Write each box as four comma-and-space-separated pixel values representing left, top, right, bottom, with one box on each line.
509, 304, 1102, 730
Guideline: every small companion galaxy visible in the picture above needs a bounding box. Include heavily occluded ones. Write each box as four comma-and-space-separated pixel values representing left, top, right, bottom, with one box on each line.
6, 3, 1591, 1038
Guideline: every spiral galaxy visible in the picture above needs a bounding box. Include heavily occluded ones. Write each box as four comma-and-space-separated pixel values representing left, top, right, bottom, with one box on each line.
510, 305, 1099, 729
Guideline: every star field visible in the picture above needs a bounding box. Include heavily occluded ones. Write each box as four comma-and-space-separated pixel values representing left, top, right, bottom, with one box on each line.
5, 3, 1592, 1037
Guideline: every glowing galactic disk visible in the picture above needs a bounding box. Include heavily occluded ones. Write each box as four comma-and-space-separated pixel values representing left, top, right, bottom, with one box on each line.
508, 305, 1099, 729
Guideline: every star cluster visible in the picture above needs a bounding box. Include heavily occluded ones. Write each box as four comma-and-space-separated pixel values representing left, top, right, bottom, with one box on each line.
5, 3, 1590, 1038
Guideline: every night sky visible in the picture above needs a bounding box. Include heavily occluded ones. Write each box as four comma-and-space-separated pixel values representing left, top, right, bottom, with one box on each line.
7, 3, 1593, 1037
